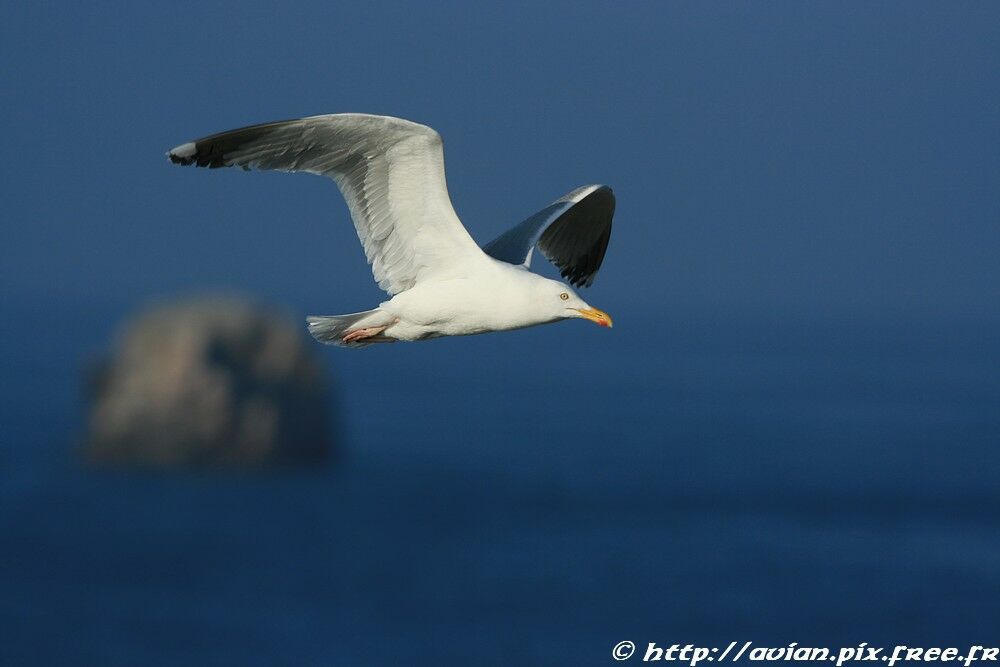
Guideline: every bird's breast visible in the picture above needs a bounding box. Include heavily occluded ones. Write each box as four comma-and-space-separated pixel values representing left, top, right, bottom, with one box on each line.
382, 275, 544, 338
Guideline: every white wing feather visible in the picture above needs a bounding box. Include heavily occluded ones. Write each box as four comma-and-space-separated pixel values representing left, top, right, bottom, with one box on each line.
168, 114, 484, 295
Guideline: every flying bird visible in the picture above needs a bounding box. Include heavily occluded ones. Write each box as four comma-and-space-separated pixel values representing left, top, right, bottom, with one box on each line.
167, 114, 615, 348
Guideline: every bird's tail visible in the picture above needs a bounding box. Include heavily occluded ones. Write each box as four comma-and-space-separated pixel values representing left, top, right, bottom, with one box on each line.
306, 309, 395, 348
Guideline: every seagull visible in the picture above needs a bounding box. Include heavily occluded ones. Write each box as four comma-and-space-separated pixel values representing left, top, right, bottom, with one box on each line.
167, 113, 615, 348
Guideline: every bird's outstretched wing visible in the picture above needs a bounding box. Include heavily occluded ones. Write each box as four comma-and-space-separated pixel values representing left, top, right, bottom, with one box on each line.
168, 114, 483, 295
482, 185, 614, 288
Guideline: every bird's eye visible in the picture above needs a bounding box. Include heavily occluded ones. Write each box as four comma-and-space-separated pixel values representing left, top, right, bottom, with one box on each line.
559, 292, 569, 301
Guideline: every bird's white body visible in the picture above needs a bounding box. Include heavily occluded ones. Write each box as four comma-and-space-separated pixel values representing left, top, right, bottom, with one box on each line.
168, 113, 614, 348
379, 259, 577, 341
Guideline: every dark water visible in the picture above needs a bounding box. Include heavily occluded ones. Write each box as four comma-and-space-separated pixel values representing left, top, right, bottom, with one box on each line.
2, 300, 999, 665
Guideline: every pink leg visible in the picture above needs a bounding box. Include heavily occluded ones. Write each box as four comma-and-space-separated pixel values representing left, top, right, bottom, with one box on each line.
342, 324, 390, 344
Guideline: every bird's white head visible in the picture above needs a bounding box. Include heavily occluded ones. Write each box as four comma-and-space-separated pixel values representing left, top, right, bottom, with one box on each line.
545, 281, 613, 328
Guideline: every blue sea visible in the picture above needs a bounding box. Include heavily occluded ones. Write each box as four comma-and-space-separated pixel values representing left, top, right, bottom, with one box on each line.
2, 298, 998, 665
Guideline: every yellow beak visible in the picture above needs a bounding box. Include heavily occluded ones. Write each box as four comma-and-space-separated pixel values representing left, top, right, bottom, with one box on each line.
574, 307, 613, 328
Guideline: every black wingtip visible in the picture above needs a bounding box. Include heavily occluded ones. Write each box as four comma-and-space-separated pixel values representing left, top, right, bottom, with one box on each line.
167, 120, 291, 170
167, 151, 194, 166
166, 140, 201, 166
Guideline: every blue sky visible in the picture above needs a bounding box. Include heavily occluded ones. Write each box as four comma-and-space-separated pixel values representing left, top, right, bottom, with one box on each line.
3, 1, 998, 324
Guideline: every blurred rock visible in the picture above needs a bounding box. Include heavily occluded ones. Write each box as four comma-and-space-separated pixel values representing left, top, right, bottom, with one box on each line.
84, 296, 332, 468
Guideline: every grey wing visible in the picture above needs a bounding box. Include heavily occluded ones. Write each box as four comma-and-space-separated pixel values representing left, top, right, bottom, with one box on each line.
482, 184, 615, 288
167, 113, 484, 295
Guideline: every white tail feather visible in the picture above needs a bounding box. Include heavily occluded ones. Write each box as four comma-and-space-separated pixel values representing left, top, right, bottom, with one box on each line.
306, 309, 395, 348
